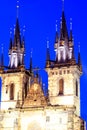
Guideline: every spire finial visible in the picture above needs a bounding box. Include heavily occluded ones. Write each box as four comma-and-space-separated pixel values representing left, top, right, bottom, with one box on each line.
70, 18, 72, 30
16, 0, 19, 18
62, 0, 64, 11
56, 20, 58, 32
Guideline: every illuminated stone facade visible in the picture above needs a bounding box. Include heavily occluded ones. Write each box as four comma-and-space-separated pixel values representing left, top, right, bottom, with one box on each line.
0, 4, 86, 130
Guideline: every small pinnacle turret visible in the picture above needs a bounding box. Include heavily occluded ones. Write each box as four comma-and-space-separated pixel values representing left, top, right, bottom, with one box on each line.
46, 40, 50, 68
69, 19, 73, 42
21, 36, 25, 50
78, 45, 82, 72
55, 21, 58, 43
54, 21, 59, 53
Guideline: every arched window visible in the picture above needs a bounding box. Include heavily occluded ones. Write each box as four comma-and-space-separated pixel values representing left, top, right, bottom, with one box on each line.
10, 83, 14, 100
76, 80, 78, 96
59, 79, 64, 95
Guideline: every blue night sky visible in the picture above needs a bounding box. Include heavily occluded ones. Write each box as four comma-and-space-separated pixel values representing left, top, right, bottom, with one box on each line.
0, 0, 87, 123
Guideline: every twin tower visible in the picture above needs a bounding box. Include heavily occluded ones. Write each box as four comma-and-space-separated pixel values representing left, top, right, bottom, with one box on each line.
0, 3, 85, 130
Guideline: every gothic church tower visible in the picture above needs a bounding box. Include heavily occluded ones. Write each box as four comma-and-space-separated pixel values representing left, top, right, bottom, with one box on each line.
0, 18, 30, 110
0, 2, 85, 130
46, 8, 82, 118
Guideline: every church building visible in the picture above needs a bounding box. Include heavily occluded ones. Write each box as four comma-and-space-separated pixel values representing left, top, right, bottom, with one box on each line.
0, 1, 86, 130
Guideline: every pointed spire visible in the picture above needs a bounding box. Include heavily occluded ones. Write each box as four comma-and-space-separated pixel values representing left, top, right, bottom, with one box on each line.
30, 49, 33, 74
78, 44, 82, 71
46, 40, 50, 68
15, 19, 20, 39
78, 44, 81, 64
21, 25, 25, 49
55, 20, 58, 43
69, 18, 73, 41
46, 40, 50, 61
60, 2, 68, 41
13, 18, 21, 48
9, 28, 13, 50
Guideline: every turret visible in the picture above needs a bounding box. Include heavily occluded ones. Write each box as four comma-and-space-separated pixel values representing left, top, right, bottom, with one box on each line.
45, 1, 82, 117
55, 10, 69, 64
68, 19, 76, 65
46, 40, 50, 68
8, 18, 25, 69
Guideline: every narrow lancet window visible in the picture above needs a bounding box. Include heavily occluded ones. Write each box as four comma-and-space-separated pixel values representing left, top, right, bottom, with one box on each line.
10, 83, 14, 100
59, 79, 64, 95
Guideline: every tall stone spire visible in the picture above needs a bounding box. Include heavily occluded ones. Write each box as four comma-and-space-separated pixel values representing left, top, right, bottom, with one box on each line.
13, 18, 21, 49
60, 11, 68, 40
8, 1, 25, 69
13, 0, 21, 49
60, 0, 68, 41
